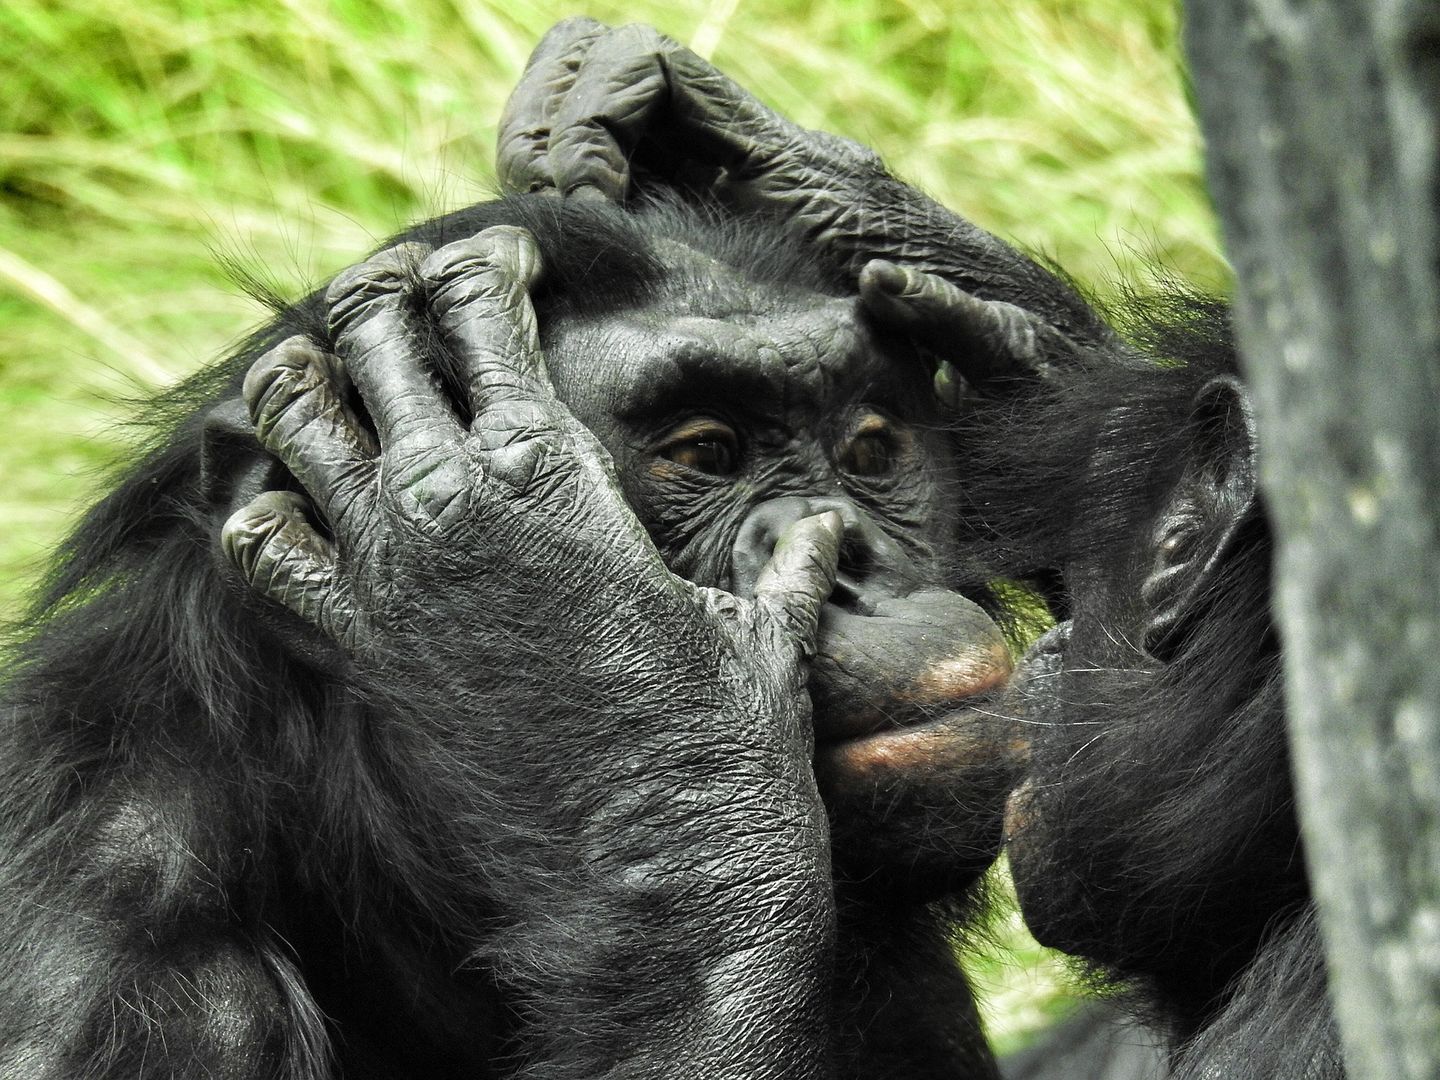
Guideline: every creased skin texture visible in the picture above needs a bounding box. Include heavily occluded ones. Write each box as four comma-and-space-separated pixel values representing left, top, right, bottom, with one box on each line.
498, 38, 1340, 1078
958, 296, 1341, 1079
1, 176, 1032, 1079
0, 29, 1130, 1065
497, 18, 1115, 347
219, 225, 845, 1079
0, 209, 858, 1080
216, 188, 1028, 1076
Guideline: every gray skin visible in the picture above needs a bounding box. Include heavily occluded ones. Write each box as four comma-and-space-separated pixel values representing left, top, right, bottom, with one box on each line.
497, 18, 1115, 355
223, 226, 848, 1077
542, 248, 1023, 895
494, 31, 1252, 1079
494, 17, 1109, 892
223, 221, 1024, 1077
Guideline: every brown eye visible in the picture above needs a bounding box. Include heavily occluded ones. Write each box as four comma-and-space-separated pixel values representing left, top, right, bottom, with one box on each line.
659, 420, 739, 476
842, 434, 893, 476
841, 415, 898, 477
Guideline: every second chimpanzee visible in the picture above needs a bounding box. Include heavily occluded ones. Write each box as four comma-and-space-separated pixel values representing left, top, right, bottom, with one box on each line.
950, 285, 1341, 1080
765, 256, 1341, 1080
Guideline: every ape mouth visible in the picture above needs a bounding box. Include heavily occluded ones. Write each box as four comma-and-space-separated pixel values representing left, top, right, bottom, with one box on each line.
993, 622, 1072, 841
998, 619, 1071, 730
812, 681, 1017, 778
810, 642, 1012, 744
806, 589, 1018, 762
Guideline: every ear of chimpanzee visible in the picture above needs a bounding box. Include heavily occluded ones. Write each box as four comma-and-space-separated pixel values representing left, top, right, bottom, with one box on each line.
1140, 374, 1259, 661
200, 396, 285, 511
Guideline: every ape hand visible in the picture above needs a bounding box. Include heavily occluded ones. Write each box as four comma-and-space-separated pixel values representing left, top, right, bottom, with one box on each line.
858, 259, 1089, 395
499, 19, 1109, 340
215, 226, 845, 1073
220, 224, 842, 776
499, 20, 880, 214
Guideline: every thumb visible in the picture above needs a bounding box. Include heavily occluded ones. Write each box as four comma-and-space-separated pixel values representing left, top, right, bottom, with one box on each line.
753, 511, 844, 657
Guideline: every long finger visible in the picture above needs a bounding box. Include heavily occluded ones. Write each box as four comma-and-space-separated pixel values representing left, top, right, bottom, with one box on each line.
859, 259, 1055, 384
546, 23, 675, 201
754, 511, 845, 658
661, 44, 804, 176
326, 242, 455, 452
421, 225, 550, 416
497, 17, 609, 194
221, 490, 359, 647
242, 336, 377, 521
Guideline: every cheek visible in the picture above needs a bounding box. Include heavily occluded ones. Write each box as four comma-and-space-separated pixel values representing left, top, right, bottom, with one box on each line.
618, 477, 747, 590
887, 439, 962, 549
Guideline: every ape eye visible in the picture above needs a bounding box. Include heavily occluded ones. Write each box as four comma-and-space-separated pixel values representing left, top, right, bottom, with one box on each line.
658, 419, 740, 476
840, 415, 898, 477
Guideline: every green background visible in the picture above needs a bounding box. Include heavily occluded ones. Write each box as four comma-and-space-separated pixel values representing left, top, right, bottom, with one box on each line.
0, 0, 1224, 1050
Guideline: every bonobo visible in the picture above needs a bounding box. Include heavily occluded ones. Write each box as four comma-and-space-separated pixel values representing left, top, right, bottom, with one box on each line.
0, 193, 1023, 1079
732, 259, 1341, 1079
952, 288, 1342, 1079
499, 19, 1345, 1079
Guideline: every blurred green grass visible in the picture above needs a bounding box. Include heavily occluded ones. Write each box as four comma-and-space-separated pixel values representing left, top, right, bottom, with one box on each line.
0, 0, 1221, 1051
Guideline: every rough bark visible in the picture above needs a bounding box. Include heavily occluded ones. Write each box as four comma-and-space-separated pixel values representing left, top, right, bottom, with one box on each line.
1183, 3, 1440, 1078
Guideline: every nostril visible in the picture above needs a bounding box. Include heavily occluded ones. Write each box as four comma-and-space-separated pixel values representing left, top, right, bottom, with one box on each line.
838, 533, 873, 581
730, 496, 815, 600
828, 535, 879, 614
730, 496, 919, 606
829, 571, 871, 615
814, 498, 925, 605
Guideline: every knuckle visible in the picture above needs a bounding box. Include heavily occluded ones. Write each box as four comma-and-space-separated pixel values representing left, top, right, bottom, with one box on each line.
502, 126, 550, 151
324, 243, 428, 332
614, 21, 667, 50
324, 262, 398, 308
422, 227, 540, 312
475, 224, 538, 269
549, 15, 606, 43
474, 398, 560, 448
487, 439, 559, 496
420, 237, 500, 290
242, 339, 324, 428
220, 492, 303, 578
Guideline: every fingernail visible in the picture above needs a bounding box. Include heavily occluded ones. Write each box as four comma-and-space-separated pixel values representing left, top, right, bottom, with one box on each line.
861, 259, 906, 293
566, 183, 613, 203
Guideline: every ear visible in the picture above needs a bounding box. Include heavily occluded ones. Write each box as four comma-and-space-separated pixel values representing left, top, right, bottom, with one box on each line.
201, 396, 284, 510
1140, 375, 1258, 659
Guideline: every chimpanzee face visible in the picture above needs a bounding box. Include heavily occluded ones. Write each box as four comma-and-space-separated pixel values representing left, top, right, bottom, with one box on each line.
544, 254, 957, 589
998, 369, 1299, 1006
542, 241, 1023, 895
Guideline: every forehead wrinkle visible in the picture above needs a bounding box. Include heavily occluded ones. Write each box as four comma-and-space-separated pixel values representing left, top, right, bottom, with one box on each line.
671, 303, 871, 409
545, 286, 889, 427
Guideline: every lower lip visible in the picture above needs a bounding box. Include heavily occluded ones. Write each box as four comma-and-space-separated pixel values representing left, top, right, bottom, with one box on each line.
814, 698, 1017, 779
817, 714, 958, 773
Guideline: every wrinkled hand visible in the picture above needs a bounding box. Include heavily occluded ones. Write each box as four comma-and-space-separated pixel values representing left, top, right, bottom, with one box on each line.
219, 228, 845, 1072
499, 19, 1111, 342
220, 225, 842, 768
857, 259, 1095, 396
499, 20, 881, 222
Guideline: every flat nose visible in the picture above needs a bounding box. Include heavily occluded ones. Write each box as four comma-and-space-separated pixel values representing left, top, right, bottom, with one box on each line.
730, 496, 922, 612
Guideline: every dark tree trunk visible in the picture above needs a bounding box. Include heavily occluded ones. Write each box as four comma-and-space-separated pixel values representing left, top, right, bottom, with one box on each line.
1183, 4, 1440, 1078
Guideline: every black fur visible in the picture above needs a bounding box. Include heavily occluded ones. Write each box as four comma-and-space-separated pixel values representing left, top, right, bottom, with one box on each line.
0, 194, 1003, 1080
956, 293, 1342, 1078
